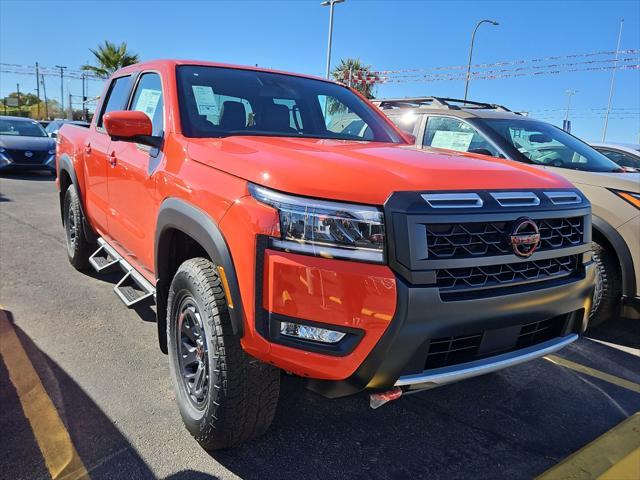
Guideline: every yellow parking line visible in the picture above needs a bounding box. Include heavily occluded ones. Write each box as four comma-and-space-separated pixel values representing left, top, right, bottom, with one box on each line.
537, 413, 640, 480
0, 309, 90, 480
544, 354, 640, 394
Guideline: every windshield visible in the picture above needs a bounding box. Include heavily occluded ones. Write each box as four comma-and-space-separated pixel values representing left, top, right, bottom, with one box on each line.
0, 118, 48, 138
176, 65, 402, 143
482, 118, 620, 172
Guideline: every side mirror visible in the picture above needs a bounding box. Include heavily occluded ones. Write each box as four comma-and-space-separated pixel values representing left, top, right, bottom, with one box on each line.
103, 110, 161, 148
49, 131, 57, 139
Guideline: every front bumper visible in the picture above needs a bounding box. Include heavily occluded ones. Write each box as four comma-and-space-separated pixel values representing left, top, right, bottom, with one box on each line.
0, 153, 56, 171
305, 262, 595, 398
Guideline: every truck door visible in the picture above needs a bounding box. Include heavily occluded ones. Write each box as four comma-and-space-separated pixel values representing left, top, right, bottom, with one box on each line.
84, 75, 133, 235
106, 72, 164, 277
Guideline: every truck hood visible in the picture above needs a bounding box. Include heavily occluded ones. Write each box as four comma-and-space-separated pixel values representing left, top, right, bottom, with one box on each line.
0, 135, 54, 151
187, 136, 573, 204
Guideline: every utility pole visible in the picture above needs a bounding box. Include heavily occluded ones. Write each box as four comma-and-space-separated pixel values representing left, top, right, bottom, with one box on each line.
16, 83, 21, 110
321, 0, 345, 79
41, 74, 49, 119
464, 19, 499, 103
81, 74, 88, 121
563, 89, 577, 133
55, 65, 67, 114
602, 18, 624, 142
35, 62, 41, 119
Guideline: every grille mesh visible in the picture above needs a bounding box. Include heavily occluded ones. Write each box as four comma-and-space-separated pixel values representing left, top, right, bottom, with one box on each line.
424, 317, 563, 370
6, 149, 49, 164
426, 217, 583, 259
436, 255, 580, 292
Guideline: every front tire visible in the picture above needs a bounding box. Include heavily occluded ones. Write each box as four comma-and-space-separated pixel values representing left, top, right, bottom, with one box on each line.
589, 241, 622, 328
167, 258, 280, 450
63, 186, 91, 271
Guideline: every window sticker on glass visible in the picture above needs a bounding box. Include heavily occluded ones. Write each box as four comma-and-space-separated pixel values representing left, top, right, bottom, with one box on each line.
192, 86, 219, 116
133, 89, 161, 119
431, 131, 474, 151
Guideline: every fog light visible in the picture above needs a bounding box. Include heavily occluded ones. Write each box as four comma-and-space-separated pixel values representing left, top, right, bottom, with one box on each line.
279, 322, 346, 344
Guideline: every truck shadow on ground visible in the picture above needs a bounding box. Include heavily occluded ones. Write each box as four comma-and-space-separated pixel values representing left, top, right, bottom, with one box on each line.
0, 309, 218, 480
214, 317, 640, 480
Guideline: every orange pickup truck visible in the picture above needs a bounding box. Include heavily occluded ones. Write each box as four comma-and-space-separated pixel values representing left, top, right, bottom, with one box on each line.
56, 59, 595, 449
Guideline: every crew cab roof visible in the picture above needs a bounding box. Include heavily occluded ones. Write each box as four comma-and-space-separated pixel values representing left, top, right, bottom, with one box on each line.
112, 59, 335, 85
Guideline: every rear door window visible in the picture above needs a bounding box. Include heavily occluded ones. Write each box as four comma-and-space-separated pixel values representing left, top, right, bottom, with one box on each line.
387, 112, 420, 135
129, 73, 164, 136
423, 116, 500, 157
97, 75, 132, 128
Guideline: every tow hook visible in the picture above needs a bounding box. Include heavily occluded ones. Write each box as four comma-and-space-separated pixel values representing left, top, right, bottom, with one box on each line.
369, 387, 403, 409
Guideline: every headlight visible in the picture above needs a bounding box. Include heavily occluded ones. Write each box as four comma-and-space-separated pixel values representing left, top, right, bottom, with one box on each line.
249, 184, 385, 263
0, 147, 5, 153
611, 189, 640, 209
48, 149, 56, 155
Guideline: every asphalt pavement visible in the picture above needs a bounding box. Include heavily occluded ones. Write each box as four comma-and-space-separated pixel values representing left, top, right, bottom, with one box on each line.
1, 171, 639, 480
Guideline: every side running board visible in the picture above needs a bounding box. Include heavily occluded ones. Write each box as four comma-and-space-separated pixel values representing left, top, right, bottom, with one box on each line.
89, 238, 156, 308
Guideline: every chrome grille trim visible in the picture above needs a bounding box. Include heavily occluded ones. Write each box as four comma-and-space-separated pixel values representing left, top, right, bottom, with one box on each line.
545, 191, 583, 205
421, 193, 483, 209
490, 191, 540, 207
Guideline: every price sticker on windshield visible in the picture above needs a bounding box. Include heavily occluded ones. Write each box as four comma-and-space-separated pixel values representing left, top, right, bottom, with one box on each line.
192, 86, 219, 116
431, 131, 474, 151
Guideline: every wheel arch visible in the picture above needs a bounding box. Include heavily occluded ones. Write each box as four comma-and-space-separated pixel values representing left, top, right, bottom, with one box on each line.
155, 198, 244, 353
592, 215, 636, 297
57, 154, 97, 243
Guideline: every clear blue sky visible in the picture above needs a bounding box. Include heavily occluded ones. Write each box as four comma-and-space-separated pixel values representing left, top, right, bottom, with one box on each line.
1, 0, 638, 142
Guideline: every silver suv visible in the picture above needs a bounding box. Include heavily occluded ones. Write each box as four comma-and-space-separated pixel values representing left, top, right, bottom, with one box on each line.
374, 97, 640, 327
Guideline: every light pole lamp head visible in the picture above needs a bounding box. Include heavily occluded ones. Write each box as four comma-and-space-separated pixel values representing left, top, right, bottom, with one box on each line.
321, 0, 345, 5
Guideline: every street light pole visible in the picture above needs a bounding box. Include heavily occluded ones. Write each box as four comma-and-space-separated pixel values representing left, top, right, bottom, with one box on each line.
321, 0, 345, 79
563, 89, 577, 132
55, 65, 67, 113
463, 19, 499, 103
602, 18, 624, 142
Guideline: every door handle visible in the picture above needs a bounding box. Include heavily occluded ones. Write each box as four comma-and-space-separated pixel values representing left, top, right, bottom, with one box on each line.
84, 143, 92, 155
109, 151, 117, 167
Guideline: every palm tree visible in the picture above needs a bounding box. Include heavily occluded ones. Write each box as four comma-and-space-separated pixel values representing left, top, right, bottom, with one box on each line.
81, 41, 139, 79
331, 58, 378, 99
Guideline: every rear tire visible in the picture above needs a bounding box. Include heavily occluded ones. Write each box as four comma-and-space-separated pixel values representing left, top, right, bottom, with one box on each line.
167, 257, 280, 450
63, 186, 91, 271
589, 241, 622, 328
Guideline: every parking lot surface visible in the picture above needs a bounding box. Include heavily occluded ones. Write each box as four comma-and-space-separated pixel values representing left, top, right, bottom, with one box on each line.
1, 172, 639, 480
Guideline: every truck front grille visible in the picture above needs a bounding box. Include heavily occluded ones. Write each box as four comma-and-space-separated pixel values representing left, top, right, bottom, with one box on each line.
426, 217, 584, 259
424, 317, 565, 370
436, 255, 580, 293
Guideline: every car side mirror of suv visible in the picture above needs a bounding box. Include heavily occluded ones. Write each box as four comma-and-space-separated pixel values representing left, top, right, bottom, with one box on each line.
104, 110, 162, 149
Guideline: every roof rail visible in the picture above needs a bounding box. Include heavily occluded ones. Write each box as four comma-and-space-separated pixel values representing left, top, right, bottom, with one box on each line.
372, 96, 514, 112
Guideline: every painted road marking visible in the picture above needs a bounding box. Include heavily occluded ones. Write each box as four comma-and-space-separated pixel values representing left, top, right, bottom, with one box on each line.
544, 354, 640, 394
537, 413, 640, 480
0, 308, 90, 480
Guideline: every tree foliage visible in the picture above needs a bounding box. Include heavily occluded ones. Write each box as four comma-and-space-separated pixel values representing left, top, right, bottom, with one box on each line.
81, 41, 139, 79
331, 58, 378, 99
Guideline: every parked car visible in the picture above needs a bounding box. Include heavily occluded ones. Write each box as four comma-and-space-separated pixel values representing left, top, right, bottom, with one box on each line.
57, 61, 595, 449
45, 119, 91, 138
590, 142, 640, 171
375, 97, 639, 326
0, 115, 56, 175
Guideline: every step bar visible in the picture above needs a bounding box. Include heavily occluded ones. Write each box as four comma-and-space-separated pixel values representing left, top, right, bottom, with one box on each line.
89, 238, 156, 308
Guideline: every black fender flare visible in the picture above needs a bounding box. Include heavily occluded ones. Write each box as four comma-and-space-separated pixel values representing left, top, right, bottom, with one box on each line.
155, 198, 245, 351
592, 215, 636, 297
57, 154, 97, 243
